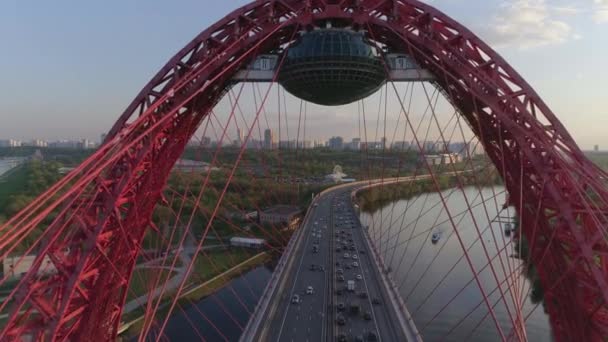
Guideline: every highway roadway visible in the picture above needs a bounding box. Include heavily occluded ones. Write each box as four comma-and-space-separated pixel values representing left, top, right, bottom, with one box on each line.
250, 182, 411, 342
264, 191, 335, 341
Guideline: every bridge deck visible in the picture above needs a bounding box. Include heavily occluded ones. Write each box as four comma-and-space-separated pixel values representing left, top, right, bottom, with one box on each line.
241, 180, 422, 342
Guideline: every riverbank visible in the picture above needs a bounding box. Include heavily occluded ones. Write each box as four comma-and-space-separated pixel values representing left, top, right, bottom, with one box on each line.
356, 167, 501, 213
118, 251, 271, 339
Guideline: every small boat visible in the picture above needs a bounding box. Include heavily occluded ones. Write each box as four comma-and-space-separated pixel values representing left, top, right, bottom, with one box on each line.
431, 232, 441, 244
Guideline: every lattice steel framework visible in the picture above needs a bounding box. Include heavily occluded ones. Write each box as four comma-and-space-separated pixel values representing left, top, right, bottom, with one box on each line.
2, 0, 608, 341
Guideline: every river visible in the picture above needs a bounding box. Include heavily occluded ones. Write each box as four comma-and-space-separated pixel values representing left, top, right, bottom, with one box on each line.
0, 157, 26, 177
152, 264, 274, 341
359, 186, 552, 341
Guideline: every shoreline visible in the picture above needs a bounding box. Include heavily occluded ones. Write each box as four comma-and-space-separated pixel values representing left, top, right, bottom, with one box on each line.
118, 251, 271, 339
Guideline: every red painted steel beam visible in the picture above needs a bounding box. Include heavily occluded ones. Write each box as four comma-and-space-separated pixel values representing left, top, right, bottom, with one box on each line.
2, 0, 607, 340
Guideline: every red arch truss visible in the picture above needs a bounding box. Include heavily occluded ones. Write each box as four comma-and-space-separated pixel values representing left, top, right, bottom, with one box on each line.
1, 1, 607, 341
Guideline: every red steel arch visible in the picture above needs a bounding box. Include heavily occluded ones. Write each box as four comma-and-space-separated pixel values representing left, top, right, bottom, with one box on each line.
2, 0, 607, 340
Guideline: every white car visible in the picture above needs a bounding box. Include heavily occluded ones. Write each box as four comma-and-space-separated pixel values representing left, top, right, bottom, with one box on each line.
306, 286, 314, 295
353, 262, 359, 267
356, 274, 363, 280
352, 255, 358, 260
344, 253, 350, 259
292, 294, 301, 304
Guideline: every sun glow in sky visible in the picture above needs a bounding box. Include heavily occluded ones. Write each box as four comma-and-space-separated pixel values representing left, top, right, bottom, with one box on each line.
0, 0, 606, 149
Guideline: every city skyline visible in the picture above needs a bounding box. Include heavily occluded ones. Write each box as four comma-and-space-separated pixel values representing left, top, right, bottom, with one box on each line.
0, 0, 606, 149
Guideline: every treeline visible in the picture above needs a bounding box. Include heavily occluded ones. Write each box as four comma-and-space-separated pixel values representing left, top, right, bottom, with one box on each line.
144, 169, 329, 249
0, 147, 93, 166
181, 147, 421, 179
0, 161, 62, 221
586, 152, 608, 171
357, 167, 503, 214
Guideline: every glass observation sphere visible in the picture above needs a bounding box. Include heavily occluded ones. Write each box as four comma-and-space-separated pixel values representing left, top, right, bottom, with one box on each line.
279, 29, 386, 106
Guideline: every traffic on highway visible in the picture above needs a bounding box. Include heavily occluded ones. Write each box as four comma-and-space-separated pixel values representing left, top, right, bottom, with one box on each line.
250, 184, 410, 341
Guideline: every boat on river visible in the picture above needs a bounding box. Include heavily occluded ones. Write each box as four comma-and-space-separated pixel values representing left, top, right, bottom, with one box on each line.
431, 232, 441, 244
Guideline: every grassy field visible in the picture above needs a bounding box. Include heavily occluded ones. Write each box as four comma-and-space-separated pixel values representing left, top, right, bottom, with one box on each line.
191, 248, 253, 279
125, 248, 253, 303
127, 268, 177, 302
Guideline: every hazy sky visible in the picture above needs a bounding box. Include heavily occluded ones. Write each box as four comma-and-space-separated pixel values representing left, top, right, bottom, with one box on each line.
0, 0, 606, 149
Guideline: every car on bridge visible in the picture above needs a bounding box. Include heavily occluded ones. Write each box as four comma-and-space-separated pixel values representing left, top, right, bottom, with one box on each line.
291, 294, 300, 304
306, 286, 314, 295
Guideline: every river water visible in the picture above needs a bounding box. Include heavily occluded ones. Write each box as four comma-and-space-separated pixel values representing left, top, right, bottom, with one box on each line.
359, 186, 552, 341
158, 265, 273, 341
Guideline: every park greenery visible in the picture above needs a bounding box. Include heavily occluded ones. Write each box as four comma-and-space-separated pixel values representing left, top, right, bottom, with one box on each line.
0, 160, 62, 219
586, 152, 608, 171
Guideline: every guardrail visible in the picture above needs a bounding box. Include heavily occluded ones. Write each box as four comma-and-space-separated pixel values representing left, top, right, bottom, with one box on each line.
239, 193, 321, 341
351, 178, 425, 341
361, 223, 423, 341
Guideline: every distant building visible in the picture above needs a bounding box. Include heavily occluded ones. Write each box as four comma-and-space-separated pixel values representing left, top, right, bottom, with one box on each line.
230, 237, 266, 249
424, 153, 462, 166
48, 140, 83, 149
391, 141, 410, 150
100, 133, 108, 144
259, 205, 303, 228
173, 159, 220, 173
81, 139, 96, 149
350, 138, 361, 151
326, 165, 348, 183
25, 139, 48, 148
264, 129, 275, 149
329, 136, 344, 150
0, 139, 22, 147
279, 140, 298, 150
594, 145, 599, 152
235, 128, 245, 147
